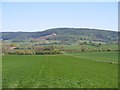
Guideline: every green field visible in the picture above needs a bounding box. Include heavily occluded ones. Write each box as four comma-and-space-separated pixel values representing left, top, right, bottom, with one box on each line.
66, 51, 118, 63
62, 44, 118, 50
2, 53, 118, 88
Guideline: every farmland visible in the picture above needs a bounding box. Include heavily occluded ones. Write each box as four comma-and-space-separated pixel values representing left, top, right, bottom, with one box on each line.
66, 51, 118, 63
2, 28, 119, 88
2, 52, 118, 88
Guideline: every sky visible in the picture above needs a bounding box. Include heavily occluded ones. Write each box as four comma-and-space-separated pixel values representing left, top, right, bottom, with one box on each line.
2, 2, 118, 32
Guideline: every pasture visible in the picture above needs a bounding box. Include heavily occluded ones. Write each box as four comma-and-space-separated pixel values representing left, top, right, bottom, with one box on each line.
66, 51, 118, 63
2, 53, 118, 88
62, 44, 118, 50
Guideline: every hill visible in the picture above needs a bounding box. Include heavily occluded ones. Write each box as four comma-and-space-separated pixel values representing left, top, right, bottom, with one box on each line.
2, 28, 118, 43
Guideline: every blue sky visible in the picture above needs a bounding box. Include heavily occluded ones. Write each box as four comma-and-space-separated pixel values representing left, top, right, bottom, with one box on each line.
2, 2, 118, 32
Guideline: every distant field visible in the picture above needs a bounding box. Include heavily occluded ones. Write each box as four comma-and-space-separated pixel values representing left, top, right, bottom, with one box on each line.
2, 54, 118, 88
62, 44, 118, 50
66, 51, 118, 63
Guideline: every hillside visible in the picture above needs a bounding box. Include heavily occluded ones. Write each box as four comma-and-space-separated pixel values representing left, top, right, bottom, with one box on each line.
2, 28, 118, 43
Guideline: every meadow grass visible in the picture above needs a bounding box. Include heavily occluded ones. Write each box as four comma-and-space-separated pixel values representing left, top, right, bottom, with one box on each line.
66, 51, 118, 63
2, 54, 118, 88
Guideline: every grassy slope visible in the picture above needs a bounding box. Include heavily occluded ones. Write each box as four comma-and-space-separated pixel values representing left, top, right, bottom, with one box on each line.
65, 51, 118, 63
3, 55, 118, 88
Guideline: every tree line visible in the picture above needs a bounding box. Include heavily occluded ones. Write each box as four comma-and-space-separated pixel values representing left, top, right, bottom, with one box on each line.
2, 44, 118, 55
2, 46, 61, 55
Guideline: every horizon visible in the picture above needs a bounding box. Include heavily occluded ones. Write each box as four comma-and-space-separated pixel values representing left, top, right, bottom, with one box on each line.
2, 2, 118, 32
2, 27, 118, 32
